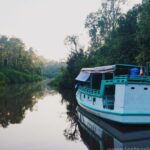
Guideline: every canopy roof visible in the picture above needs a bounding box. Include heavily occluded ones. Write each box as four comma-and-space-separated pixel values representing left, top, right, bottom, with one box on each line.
75, 64, 138, 81
81, 65, 115, 73
75, 72, 90, 82
81, 64, 138, 73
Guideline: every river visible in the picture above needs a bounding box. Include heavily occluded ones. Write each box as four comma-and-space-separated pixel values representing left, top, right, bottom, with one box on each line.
0, 81, 150, 150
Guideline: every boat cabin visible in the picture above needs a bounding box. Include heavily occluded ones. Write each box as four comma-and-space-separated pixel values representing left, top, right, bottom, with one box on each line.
75, 64, 150, 123
75, 64, 147, 110
76, 64, 141, 89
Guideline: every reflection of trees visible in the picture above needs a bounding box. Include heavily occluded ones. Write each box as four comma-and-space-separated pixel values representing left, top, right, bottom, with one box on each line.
0, 82, 49, 128
59, 89, 80, 141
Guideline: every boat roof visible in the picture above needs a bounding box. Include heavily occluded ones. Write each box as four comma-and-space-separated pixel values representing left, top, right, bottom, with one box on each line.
76, 64, 139, 81
81, 64, 138, 73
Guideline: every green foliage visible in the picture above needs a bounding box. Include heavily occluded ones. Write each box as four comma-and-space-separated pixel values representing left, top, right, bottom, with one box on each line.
51, 49, 89, 89
0, 72, 8, 85
0, 35, 43, 85
85, 0, 124, 46
51, 34, 91, 89
136, 0, 150, 65
101, 5, 141, 65
42, 61, 66, 78
52, 0, 150, 89
0, 68, 42, 84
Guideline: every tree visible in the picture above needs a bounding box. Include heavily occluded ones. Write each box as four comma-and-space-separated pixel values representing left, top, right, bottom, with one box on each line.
136, 0, 150, 65
0, 35, 44, 85
85, 0, 125, 47
52, 35, 89, 89
105, 5, 141, 64
85, 4, 141, 66
64, 35, 79, 52
53, 1, 145, 90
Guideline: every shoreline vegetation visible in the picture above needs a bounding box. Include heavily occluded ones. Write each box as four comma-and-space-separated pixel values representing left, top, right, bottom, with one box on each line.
0, 36, 65, 86
0, 68, 42, 85
51, 0, 150, 90
0, 36, 43, 86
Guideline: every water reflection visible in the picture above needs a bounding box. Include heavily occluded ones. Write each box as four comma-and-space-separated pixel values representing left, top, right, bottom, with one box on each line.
77, 106, 150, 150
58, 89, 79, 141
0, 81, 52, 128
0, 83, 87, 150
1, 83, 149, 149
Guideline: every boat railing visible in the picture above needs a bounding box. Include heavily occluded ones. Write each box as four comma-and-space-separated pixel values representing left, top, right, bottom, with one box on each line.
114, 75, 150, 84
103, 95, 114, 110
79, 86, 101, 97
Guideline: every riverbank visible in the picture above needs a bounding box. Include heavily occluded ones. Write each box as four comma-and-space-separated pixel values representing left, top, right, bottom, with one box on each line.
0, 68, 42, 86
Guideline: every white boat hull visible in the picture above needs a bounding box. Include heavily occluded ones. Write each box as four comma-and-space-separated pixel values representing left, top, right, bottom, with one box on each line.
76, 84, 150, 124
75, 64, 150, 124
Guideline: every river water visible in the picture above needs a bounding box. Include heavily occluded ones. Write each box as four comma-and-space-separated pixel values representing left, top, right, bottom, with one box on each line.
0, 81, 150, 150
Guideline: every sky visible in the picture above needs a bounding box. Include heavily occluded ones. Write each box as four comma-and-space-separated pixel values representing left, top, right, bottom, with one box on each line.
0, 0, 142, 61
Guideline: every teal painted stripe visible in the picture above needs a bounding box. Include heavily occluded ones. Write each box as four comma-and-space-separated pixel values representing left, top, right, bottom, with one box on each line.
77, 96, 150, 116
79, 104, 150, 124
79, 89, 101, 98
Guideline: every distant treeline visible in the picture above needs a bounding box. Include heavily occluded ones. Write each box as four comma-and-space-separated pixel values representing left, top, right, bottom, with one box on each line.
42, 61, 66, 79
52, 0, 150, 89
0, 36, 43, 85
0, 35, 66, 86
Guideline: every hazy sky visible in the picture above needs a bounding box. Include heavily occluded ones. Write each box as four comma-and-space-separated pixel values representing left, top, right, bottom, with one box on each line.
0, 0, 142, 61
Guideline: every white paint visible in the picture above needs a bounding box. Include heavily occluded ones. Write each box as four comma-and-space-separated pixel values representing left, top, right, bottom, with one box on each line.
124, 84, 150, 113
114, 85, 125, 113
76, 83, 150, 124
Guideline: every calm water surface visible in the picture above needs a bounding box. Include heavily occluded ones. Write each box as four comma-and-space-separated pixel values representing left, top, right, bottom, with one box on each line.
0, 81, 86, 150
0, 81, 150, 150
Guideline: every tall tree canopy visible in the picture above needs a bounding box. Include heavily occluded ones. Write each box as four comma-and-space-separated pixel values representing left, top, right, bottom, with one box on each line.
0, 35, 43, 85
136, 0, 150, 65
52, 0, 150, 89
85, 0, 125, 47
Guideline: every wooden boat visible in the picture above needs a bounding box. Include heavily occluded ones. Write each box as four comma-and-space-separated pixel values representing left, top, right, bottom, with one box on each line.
75, 64, 150, 124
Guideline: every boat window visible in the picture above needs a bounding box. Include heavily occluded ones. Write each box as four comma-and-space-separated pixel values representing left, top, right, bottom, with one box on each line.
131, 87, 135, 90
103, 85, 115, 110
93, 97, 96, 104
144, 87, 148, 90
115, 68, 129, 75
115, 66, 140, 76
104, 73, 113, 80
93, 97, 96, 102
92, 73, 102, 90
104, 85, 115, 95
